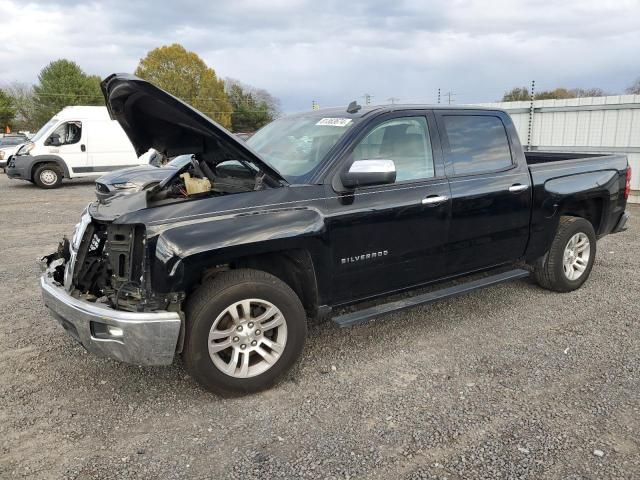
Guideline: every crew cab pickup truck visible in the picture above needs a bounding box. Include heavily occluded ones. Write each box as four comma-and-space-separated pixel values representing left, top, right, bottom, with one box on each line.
41, 74, 631, 395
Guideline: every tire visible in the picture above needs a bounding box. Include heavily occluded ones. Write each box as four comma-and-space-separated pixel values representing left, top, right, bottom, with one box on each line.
183, 269, 307, 395
533, 216, 597, 292
33, 164, 63, 189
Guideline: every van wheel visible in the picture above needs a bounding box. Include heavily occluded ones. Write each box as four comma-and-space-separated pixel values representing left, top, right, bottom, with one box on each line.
533, 216, 597, 292
34, 164, 62, 188
183, 269, 307, 395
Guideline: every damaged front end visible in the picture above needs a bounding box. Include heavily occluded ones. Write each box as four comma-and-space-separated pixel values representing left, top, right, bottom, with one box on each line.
43, 208, 168, 312
40, 207, 182, 366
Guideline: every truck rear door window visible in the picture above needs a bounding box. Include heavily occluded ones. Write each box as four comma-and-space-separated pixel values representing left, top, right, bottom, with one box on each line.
443, 115, 512, 175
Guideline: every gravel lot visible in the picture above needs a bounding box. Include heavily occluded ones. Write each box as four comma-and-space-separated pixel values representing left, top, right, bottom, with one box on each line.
0, 173, 638, 479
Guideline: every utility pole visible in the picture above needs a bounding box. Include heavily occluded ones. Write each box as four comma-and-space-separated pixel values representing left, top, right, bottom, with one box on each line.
387, 97, 400, 105
445, 91, 455, 104
437, 88, 441, 104
362, 93, 373, 105
526, 80, 536, 151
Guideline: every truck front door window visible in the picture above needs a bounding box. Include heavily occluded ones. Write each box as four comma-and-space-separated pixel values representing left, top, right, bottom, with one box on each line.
353, 116, 434, 182
443, 116, 512, 175
50, 121, 82, 146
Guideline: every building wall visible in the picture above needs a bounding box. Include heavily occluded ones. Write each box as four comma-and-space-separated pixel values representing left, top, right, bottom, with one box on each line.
474, 95, 640, 203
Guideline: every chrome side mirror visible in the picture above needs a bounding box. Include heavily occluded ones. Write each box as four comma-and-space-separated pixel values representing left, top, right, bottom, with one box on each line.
341, 159, 396, 188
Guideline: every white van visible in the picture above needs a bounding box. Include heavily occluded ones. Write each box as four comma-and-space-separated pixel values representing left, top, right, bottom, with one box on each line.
6, 106, 144, 188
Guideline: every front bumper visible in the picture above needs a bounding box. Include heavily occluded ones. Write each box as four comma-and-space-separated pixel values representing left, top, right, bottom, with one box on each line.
41, 275, 182, 366
6, 155, 30, 180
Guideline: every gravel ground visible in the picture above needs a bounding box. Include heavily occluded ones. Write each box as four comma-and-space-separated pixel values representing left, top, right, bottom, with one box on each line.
0, 173, 638, 479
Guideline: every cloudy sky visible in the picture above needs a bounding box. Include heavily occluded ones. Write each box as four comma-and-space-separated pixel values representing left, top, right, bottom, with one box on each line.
1, 0, 639, 112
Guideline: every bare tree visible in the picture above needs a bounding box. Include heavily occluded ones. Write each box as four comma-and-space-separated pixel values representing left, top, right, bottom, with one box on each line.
225, 78, 281, 118
570, 88, 606, 97
625, 78, 640, 95
2, 83, 38, 131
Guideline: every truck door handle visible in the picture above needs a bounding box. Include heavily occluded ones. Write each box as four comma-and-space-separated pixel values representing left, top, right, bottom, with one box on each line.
422, 195, 448, 206
509, 184, 528, 193
81, 144, 86, 152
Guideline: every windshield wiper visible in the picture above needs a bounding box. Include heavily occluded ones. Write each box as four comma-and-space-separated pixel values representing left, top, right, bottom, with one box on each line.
238, 159, 283, 188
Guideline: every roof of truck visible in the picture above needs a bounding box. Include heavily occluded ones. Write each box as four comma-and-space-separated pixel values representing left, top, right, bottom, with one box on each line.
56, 106, 110, 120
295, 104, 507, 119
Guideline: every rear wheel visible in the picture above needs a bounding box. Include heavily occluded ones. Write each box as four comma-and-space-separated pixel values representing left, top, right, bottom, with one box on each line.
183, 269, 307, 395
533, 216, 596, 292
33, 164, 62, 188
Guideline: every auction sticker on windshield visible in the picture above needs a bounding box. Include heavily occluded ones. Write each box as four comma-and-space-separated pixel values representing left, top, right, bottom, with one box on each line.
316, 118, 353, 127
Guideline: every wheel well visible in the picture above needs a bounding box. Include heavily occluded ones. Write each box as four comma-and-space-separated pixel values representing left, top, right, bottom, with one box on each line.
206, 249, 320, 318
558, 198, 603, 234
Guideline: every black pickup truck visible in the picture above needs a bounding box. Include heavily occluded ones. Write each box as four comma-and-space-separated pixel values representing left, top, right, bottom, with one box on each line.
41, 74, 631, 395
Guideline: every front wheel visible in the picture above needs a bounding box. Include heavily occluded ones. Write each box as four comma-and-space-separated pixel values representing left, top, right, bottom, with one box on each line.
533, 216, 597, 292
183, 269, 307, 395
33, 164, 63, 188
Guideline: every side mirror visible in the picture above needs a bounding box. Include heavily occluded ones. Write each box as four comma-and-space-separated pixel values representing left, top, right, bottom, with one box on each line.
341, 159, 396, 189
46, 134, 61, 147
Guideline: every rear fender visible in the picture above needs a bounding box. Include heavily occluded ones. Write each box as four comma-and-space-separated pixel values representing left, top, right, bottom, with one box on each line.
527, 170, 619, 260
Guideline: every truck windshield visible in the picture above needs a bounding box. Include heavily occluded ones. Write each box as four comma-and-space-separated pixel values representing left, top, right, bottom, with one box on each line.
30, 118, 58, 143
247, 114, 355, 182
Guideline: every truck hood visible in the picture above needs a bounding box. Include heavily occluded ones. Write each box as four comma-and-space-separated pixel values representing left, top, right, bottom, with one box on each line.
100, 73, 286, 185
97, 165, 176, 186
89, 189, 149, 222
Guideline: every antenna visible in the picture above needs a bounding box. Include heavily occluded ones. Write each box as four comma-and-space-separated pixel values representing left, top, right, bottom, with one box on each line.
346, 101, 362, 114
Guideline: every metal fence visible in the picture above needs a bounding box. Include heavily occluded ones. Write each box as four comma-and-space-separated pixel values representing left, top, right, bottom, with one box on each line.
474, 95, 640, 203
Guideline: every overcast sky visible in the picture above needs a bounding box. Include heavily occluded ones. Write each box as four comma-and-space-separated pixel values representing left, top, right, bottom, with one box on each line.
1, 0, 639, 112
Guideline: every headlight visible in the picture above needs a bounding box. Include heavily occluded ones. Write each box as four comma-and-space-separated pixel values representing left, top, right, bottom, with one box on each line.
112, 182, 141, 190
155, 235, 176, 263
17, 142, 34, 156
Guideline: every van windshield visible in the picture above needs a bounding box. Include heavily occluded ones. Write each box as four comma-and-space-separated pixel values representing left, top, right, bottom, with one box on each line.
246, 114, 356, 182
30, 118, 58, 143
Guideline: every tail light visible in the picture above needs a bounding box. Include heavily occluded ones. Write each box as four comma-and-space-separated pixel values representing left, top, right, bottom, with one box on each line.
624, 166, 632, 200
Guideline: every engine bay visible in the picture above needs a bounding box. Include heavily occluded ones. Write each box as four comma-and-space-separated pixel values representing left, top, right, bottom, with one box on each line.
151, 155, 278, 202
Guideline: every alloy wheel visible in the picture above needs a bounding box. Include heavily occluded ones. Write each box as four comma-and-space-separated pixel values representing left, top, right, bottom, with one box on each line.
207, 299, 287, 378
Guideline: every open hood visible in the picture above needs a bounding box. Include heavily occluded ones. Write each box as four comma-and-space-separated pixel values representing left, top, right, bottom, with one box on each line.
100, 73, 286, 184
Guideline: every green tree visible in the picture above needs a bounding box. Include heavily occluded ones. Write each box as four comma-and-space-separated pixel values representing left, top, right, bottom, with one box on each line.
534, 88, 576, 100
224, 79, 276, 132
501, 87, 530, 102
0, 88, 16, 131
135, 44, 232, 129
33, 60, 103, 126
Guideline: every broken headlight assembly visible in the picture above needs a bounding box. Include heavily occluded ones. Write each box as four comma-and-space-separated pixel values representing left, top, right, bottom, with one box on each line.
112, 182, 142, 190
